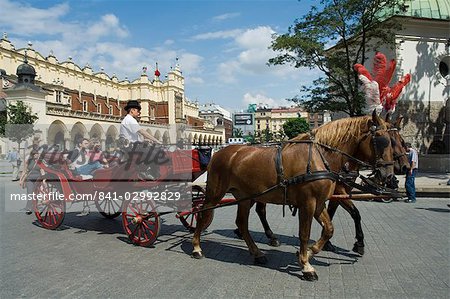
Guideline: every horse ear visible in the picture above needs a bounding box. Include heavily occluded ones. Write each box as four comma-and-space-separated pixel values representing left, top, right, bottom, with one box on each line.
395, 116, 404, 128
371, 109, 382, 126
385, 112, 391, 123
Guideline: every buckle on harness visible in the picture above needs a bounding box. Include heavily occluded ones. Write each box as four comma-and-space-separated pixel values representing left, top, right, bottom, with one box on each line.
279, 178, 288, 188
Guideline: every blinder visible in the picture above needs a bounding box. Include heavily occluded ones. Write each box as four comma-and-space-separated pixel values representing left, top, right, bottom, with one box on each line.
387, 127, 408, 163
368, 125, 395, 171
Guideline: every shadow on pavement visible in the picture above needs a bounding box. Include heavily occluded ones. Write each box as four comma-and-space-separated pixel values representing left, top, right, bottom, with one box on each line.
415, 207, 450, 213
172, 227, 360, 280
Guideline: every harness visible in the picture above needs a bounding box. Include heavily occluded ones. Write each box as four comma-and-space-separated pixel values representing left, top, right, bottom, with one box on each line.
191, 126, 400, 217
387, 127, 408, 161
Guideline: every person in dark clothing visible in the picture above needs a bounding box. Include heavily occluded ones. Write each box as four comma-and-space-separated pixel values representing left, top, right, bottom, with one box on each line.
19, 149, 45, 215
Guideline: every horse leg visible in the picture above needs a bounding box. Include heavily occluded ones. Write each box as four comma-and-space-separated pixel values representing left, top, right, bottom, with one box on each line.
255, 202, 280, 247
233, 202, 279, 246
322, 199, 340, 252
310, 208, 334, 254
233, 202, 255, 240
192, 184, 226, 259
192, 206, 215, 259
236, 201, 267, 264
297, 200, 318, 281
339, 200, 365, 255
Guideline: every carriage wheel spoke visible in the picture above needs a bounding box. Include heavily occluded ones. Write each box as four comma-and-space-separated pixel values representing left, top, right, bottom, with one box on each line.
138, 225, 142, 241
142, 221, 154, 236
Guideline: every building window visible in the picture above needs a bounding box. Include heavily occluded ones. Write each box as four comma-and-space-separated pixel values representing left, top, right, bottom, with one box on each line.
55, 91, 62, 103
150, 106, 155, 119
83, 101, 88, 112
97, 103, 101, 114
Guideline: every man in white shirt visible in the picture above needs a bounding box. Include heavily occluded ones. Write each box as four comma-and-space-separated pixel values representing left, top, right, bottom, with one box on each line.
119, 100, 162, 180
120, 100, 160, 144
404, 143, 418, 203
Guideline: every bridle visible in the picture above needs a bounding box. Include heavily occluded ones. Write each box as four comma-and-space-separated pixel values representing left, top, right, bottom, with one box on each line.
368, 125, 395, 171
387, 127, 408, 162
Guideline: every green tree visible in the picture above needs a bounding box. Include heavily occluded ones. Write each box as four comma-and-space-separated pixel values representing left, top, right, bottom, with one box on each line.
244, 133, 256, 143
262, 128, 273, 143
283, 118, 310, 139
269, 0, 404, 116
2, 101, 38, 159
233, 128, 244, 138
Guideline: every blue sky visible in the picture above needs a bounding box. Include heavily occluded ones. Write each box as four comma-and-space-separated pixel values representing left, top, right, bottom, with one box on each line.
0, 0, 320, 111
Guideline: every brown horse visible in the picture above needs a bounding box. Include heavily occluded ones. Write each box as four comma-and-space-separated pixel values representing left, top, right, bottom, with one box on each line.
236, 114, 410, 254
191, 112, 395, 281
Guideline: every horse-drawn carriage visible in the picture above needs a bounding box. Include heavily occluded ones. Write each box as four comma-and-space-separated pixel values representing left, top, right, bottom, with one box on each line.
28, 112, 407, 281
30, 145, 217, 246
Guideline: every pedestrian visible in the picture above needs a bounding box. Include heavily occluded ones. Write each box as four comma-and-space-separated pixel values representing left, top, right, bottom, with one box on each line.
19, 149, 45, 215
6, 147, 20, 181
405, 142, 418, 203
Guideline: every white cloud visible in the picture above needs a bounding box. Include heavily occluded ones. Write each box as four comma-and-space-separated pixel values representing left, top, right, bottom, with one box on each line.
216, 26, 299, 82
188, 77, 205, 84
178, 53, 203, 75
85, 14, 129, 40
191, 29, 243, 40
212, 12, 240, 22
235, 26, 275, 49
0, 0, 73, 36
0, 0, 202, 81
243, 92, 292, 108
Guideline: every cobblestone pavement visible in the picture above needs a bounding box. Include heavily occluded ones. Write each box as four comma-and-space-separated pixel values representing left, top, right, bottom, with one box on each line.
1, 179, 449, 298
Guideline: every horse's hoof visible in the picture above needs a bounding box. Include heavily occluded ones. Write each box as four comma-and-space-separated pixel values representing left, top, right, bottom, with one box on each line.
323, 241, 337, 252
302, 271, 318, 281
192, 251, 204, 259
352, 243, 365, 255
254, 255, 268, 265
268, 238, 281, 247
233, 228, 243, 239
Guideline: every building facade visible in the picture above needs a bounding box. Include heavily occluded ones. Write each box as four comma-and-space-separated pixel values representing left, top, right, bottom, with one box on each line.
0, 36, 224, 153
367, 0, 449, 153
254, 106, 314, 138
198, 103, 233, 142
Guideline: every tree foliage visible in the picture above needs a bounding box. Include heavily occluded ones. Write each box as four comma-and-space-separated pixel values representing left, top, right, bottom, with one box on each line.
2, 101, 38, 150
269, 0, 405, 116
283, 117, 310, 139
233, 128, 244, 138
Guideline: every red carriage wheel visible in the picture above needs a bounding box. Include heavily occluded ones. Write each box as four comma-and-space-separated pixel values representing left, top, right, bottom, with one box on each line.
178, 185, 214, 232
33, 179, 65, 230
95, 197, 122, 219
122, 199, 160, 246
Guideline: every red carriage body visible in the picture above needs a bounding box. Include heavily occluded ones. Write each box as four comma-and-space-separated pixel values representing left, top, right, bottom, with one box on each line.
31, 147, 213, 245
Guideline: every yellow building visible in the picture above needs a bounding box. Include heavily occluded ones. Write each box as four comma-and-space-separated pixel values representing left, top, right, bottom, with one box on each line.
0, 35, 224, 153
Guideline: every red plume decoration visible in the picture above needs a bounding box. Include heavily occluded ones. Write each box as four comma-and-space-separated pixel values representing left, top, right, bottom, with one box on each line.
354, 52, 411, 113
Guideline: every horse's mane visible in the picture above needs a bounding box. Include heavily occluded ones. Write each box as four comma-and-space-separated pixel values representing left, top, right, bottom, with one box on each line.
291, 115, 374, 148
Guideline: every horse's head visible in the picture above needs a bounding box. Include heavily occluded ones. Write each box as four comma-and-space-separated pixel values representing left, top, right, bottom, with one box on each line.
356, 110, 396, 187
385, 114, 410, 175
